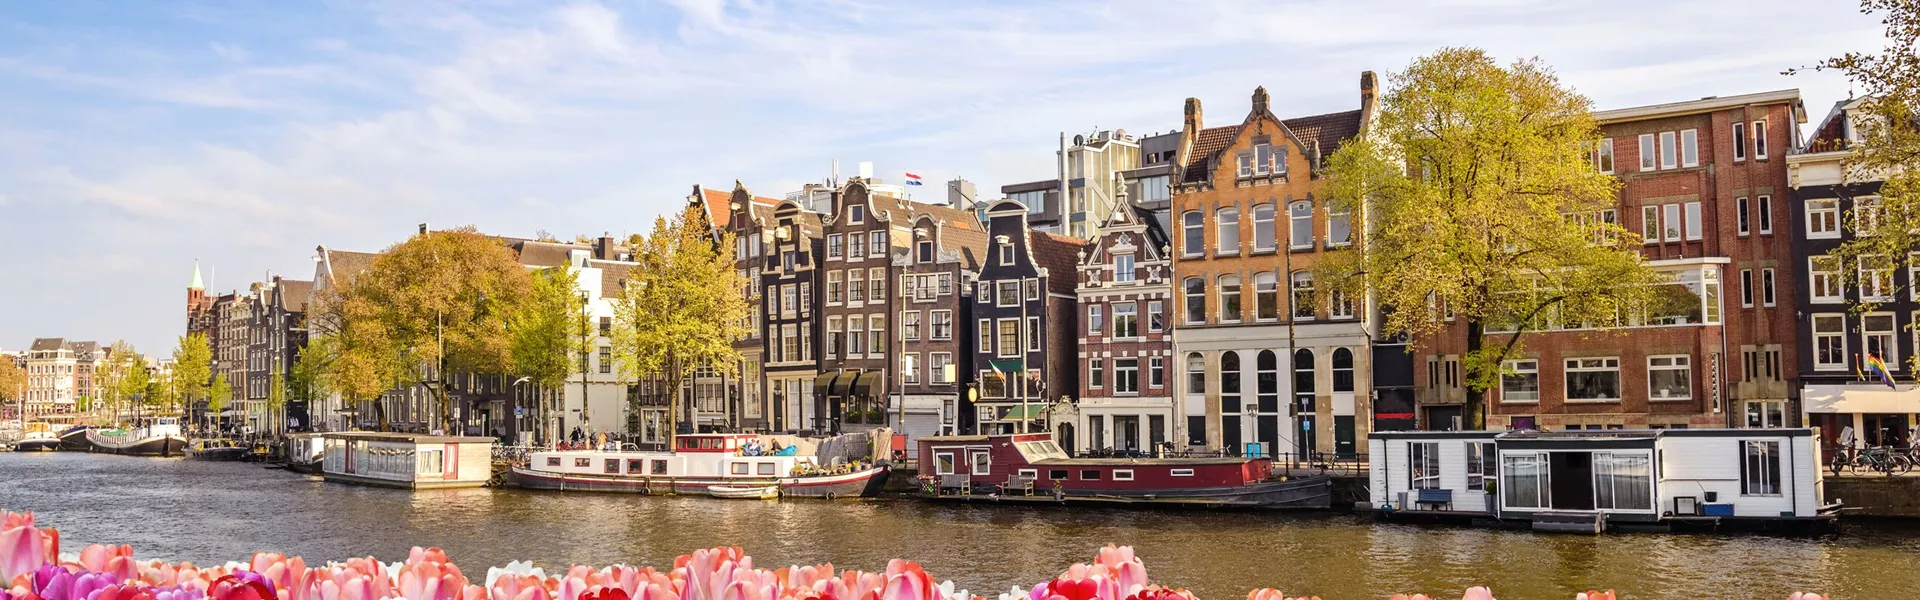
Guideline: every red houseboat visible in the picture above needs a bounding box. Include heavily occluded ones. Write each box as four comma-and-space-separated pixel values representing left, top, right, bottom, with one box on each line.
917, 433, 1330, 509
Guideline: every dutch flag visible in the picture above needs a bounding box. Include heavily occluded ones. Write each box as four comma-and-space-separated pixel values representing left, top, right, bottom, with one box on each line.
904, 172, 923, 186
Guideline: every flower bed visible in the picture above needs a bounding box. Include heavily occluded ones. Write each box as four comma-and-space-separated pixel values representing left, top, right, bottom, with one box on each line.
0, 511, 1825, 600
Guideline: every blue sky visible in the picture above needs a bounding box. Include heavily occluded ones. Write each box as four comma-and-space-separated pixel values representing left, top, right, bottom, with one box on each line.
0, 0, 1881, 355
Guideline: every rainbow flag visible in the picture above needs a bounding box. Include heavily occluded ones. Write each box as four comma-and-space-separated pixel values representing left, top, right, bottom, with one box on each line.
1866, 354, 1897, 389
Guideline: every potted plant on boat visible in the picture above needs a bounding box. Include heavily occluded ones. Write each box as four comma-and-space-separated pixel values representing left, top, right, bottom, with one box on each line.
1483, 479, 1498, 515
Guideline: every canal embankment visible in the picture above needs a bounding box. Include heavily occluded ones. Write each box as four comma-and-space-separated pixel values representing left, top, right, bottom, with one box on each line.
1827, 475, 1920, 517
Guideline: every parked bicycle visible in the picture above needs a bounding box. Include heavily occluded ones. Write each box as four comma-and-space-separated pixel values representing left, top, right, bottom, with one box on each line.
1829, 444, 1914, 476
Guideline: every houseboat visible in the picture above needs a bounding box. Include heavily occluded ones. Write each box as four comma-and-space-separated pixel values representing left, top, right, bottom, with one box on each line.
184, 438, 251, 461
1367, 428, 1838, 533
320, 432, 495, 489
509, 434, 889, 499
282, 432, 326, 474
87, 418, 188, 457
13, 423, 61, 452
916, 433, 1332, 509
58, 425, 92, 451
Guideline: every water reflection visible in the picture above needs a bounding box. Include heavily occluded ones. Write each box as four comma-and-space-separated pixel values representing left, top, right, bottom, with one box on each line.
3, 452, 1917, 598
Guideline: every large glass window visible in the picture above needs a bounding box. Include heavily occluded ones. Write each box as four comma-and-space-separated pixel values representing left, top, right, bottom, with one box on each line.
1087, 304, 1104, 336
1114, 254, 1136, 283
1565, 358, 1621, 401
1113, 302, 1138, 338
1807, 199, 1840, 238
1502, 454, 1548, 509
1331, 348, 1355, 393
1216, 208, 1241, 254
1742, 441, 1782, 496
1813, 314, 1848, 371
1595, 453, 1653, 510
996, 319, 1020, 357
1288, 201, 1313, 249
1501, 360, 1539, 403
1410, 442, 1440, 489
1255, 272, 1279, 320
1114, 359, 1139, 395
1648, 355, 1692, 401
1864, 313, 1898, 367
1219, 275, 1242, 322
1252, 204, 1276, 251
1861, 255, 1895, 301
1467, 443, 1497, 491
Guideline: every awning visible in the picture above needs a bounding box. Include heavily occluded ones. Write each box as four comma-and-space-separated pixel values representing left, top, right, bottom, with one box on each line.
815, 371, 858, 397
1802, 384, 1920, 414
853, 371, 887, 397
988, 359, 1025, 374
813, 372, 840, 391
999, 404, 1045, 421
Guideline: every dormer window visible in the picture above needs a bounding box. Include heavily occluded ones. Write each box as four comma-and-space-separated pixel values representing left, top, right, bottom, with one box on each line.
850, 204, 866, 224
999, 243, 1014, 266
917, 239, 934, 263
1114, 254, 1135, 283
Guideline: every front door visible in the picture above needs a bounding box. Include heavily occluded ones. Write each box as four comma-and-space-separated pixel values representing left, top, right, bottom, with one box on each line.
1222, 415, 1243, 455
1057, 423, 1076, 457
1334, 415, 1356, 458
1257, 415, 1279, 459
1548, 452, 1595, 511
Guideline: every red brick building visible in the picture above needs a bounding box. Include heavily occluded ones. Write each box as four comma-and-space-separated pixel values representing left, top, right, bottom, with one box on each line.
1071, 197, 1176, 454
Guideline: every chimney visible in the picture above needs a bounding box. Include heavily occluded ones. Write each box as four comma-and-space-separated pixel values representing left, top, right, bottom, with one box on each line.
1176, 97, 1204, 170
418, 222, 429, 235
1252, 86, 1270, 116
1359, 70, 1379, 127
596, 233, 615, 261
1183, 97, 1204, 136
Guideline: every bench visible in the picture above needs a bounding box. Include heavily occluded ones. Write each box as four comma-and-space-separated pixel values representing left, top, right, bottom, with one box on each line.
1414, 488, 1453, 511
938, 474, 972, 496
1000, 474, 1036, 496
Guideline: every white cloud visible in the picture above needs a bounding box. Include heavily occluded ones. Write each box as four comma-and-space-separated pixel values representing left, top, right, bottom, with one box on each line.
209, 41, 248, 62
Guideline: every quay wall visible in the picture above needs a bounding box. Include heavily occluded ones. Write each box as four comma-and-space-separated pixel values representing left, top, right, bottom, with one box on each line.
1827, 476, 1920, 517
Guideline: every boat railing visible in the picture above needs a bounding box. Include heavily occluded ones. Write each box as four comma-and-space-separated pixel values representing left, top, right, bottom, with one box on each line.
1268, 452, 1370, 478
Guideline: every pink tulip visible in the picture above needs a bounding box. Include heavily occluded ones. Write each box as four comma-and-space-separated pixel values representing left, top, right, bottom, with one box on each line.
1788, 595, 1828, 600
1574, 592, 1614, 600
0, 512, 58, 583
1460, 587, 1494, 600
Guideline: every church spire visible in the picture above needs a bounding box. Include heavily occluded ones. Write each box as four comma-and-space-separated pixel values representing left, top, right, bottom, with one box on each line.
189, 259, 204, 290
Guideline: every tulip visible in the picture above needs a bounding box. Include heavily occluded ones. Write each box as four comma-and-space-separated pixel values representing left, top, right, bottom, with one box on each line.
1, 513, 58, 583
1574, 592, 1614, 600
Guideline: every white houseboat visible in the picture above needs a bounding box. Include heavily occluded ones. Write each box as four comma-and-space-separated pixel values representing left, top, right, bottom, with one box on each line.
510, 433, 888, 499
1367, 428, 1837, 533
320, 432, 495, 489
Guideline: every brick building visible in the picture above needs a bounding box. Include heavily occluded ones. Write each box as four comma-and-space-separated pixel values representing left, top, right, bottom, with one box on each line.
896, 200, 989, 440
696, 181, 781, 432
761, 200, 824, 433
1415, 90, 1806, 432
1073, 190, 1177, 454
1169, 77, 1377, 458
818, 180, 903, 434
971, 200, 1082, 434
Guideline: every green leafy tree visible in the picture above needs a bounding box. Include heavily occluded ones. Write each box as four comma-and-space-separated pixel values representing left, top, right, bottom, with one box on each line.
145, 372, 175, 414
171, 334, 212, 422
267, 372, 286, 433
208, 372, 231, 430
1320, 47, 1666, 430
509, 266, 589, 444
116, 356, 150, 419
613, 206, 750, 445
290, 334, 332, 405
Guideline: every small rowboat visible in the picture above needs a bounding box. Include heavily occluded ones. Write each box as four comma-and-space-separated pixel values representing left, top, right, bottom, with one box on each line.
708, 485, 779, 499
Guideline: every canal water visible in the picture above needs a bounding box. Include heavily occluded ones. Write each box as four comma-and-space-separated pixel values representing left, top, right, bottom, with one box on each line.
3, 452, 1917, 599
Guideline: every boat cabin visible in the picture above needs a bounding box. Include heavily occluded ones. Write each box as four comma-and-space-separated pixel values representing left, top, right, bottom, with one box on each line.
526, 434, 820, 480
917, 433, 1272, 491
1368, 428, 1828, 525
321, 432, 495, 489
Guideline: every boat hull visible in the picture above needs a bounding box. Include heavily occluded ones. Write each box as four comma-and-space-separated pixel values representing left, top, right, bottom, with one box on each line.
88, 433, 188, 457
58, 428, 92, 452
929, 476, 1333, 509
511, 465, 889, 499
184, 446, 251, 461
13, 439, 61, 452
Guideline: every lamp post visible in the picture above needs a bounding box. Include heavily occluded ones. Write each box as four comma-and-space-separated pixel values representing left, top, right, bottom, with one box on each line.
510, 376, 531, 445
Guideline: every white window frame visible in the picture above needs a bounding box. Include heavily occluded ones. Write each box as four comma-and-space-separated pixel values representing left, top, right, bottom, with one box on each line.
1810, 256, 1843, 304
1863, 312, 1899, 369
1593, 137, 1614, 174
1647, 355, 1692, 402
903, 353, 920, 385
1216, 207, 1241, 255
1808, 199, 1842, 239
1501, 359, 1539, 404
1642, 205, 1659, 245
1680, 129, 1699, 167
1638, 134, 1656, 171
1087, 304, 1104, 336
1663, 203, 1682, 242
1410, 442, 1440, 490
1752, 120, 1768, 159
1732, 122, 1747, 161
931, 352, 953, 383
1565, 357, 1622, 403
1736, 197, 1750, 236
1813, 314, 1848, 372
1741, 440, 1781, 496
1251, 204, 1276, 251
1089, 358, 1105, 389
1114, 358, 1139, 395
1181, 211, 1204, 257
1762, 268, 1776, 307
1113, 302, 1138, 338
1684, 201, 1703, 241
1114, 254, 1136, 283
1219, 275, 1242, 323
1326, 200, 1353, 247
1659, 131, 1678, 170
931, 310, 952, 341
1288, 201, 1314, 249
1758, 195, 1773, 235
1862, 254, 1895, 302
1740, 269, 1755, 308
826, 234, 844, 259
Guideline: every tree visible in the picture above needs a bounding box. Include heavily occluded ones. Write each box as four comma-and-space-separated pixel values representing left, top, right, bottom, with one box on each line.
116, 356, 150, 420
1320, 47, 1666, 430
613, 206, 750, 445
326, 227, 534, 432
208, 372, 231, 431
171, 334, 212, 423
508, 266, 590, 444
1792, 0, 1920, 369
290, 335, 332, 406
0, 358, 23, 406
145, 372, 175, 415
267, 372, 286, 434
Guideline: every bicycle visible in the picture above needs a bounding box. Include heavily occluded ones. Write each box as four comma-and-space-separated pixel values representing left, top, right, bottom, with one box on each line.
1829, 445, 1914, 476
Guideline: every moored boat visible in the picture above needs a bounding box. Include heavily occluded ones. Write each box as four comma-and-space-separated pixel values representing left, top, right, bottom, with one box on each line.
510, 434, 889, 499
917, 433, 1333, 509
709, 484, 780, 499
282, 432, 325, 474
13, 423, 61, 452
58, 425, 93, 451
87, 418, 188, 457
184, 439, 251, 461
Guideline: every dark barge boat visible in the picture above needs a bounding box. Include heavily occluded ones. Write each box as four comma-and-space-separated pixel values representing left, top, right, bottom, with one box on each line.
917, 433, 1331, 509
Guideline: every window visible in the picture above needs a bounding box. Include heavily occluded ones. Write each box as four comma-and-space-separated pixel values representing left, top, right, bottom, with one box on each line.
848, 233, 866, 259
1149, 357, 1164, 388
825, 317, 843, 358
1752, 120, 1768, 159
1410, 442, 1440, 489
1810, 256, 1842, 303
827, 234, 843, 259
1113, 469, 1135, 481
1638, 134, 1656, 171
1290, 271, 1315, 319
1502, 454, 1547, 509
781, 284, 798, 315
1807, 199, 1839, 238
1565, 357, 1621, 401
969, 450, 990, 475
1148, 301, 1164, 332
871, 268, 886, 301
1813, 314, 1848, 371
1171, 468, 1194, 477
1642, 205, 1659, 244
871, 230, 887, 255
1759, 196, 1773, 234
1740, 269, 1755, 307
575, 457, 592, 467
903, 354, 922, 386
998, 244, 1013, 266
847, 317, 865, 355
1762, 268, 1776, 307
1252, 272, 1279, 320
1249, 204, 1277, 251
546, 456, 561, 467
1025, 279, 1039, 301
1184, 278, 1206, 324
1680, 129, 1699, 167
1330, 289, 1354, 319
902, 310, 920, 341
869, 314, 885, 354
1736, 197, 1750, 236
996, 281, 1019, 307
848, 269, 867, 303
916, 237, 934, 263
1864, 313, 1898, 367
1595, 453, 1653, 510
1236, 151, 1253, 178
1186, 353, 1206, 395
1659, 131, 1678, 169
1467, 443, 1496, 491
1327, 200, 1352, 246
1733, 122, 1747, 161
1087, 304, 1104, 336
1501, 360, 1539, 403
1113, 302, 1138, 338
1332, 347, 1354, 393
1114, 254, 1135, 283
826, 271, 843, 304
1216, 207, 1241, 254
1862, 255, 1895, 301
1289, 201, 1313, 249
934, 453, 955, 475
1080, 470, 1103, 480
731, 462, 749, 476
1591, 138, 1614, 173
1182, 212, 1203, 256
1219, 275, 1242, 322
1115, 359, 1138, 394
1741, 440, 1781, 496
598, 346, 612, 374
1747, 400, 1787, 428
1027, 317, 1040, 351
1648, 355, 1691, 401
1684, 201, 1702, 241
1663, 203, 1681, 242
931, 353, 953, 383
931, 310, 952, 340
599, 316, 613, 337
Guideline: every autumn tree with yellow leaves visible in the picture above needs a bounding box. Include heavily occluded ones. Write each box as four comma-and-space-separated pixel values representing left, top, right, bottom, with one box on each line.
613, 206, 750, 446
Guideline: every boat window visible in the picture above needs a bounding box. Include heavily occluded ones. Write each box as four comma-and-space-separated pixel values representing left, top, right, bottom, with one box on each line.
732, 462, 750, 475
604, 459, 620, 474
1081, 470, 1102, 480
575, 457, 592, 468
1171, 468, 1195, 477
547, 457, 561, 467
628, 459, 645, 473
935, 452, 957, 475
1018, 468, 1037, 479
969, 450, 991, 475
1113, 470, 1134, 481
758, 462, 777, 476
1049, 469, 1069, 481
652, 460, 669, 475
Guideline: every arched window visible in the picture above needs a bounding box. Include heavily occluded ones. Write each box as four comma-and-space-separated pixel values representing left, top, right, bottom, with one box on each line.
1216, 207, 1241, 254
1326, 200, 1352, 246
1257, 350, 1280, 414
1183, 277, 1207, 324
1186, 352, 1207, 395
1252, 204, 1277, 251
1218, 275, 1242, 322
1332, 348, 1355, 393
1220, 351, 1243, 452
1291, 271, 1315, 320
1221, 351, 1242, 396
1182, 211, 1204, 257
1255, 272, 1279, 320
1293, 348, 1316, 411
1289, 201, 1314, 249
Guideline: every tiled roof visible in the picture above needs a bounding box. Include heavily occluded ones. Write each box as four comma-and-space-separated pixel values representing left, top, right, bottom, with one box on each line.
1030, 231, 1087, 295
599, 262, 634, 299
698, 187, 732, 229
514, 241, 582, 268
1283, 109, 1364, 165
30, 338, 65, 351
325, 250, 379, 286
278, 279, 314, 313
1181, 125, 1243, 183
